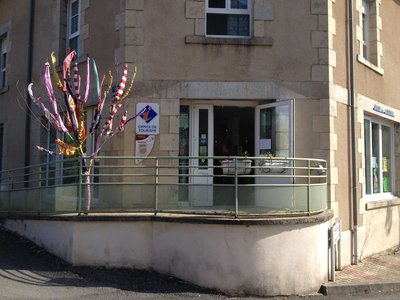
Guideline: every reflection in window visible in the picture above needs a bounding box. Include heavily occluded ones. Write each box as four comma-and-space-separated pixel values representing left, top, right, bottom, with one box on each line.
206, 0, 250, 37
179, 106, 190, 184
259, 105, 289, 157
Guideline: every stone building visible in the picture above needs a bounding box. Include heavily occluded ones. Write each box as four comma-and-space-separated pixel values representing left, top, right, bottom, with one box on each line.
1, 0, 400, 296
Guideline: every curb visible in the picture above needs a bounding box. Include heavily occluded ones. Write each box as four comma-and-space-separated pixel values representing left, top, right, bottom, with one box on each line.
319, 282, 400, 296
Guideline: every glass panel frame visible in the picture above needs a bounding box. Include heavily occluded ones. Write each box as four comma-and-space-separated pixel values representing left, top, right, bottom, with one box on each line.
363, 116, 394, 199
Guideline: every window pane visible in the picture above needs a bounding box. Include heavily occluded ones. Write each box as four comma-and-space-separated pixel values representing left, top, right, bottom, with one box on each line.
231, 0, 248, 9
71, 16, 78, 34
364, 120, 371, 194
1, 70, 5, 88
209, 0, 225, 8
198, 109, 208, 167
71, 0, 79, 15
371, 123, 380, 193
1, 53, 6, 69
69, 37, 78, 53
381, 125, 391, 193
1, 39, 6, 53
179, 106, 190, 184
0, 125, 3, 175
207, 13, 249, 36
227, 14, 249, 36
207, 13, 227, 35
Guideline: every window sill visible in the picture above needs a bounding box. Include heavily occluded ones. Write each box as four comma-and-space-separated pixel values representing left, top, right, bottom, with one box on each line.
0, 85, 9, 95
365, 197, 400, 210
185, 35, 273, 46
357, 55, 384, 75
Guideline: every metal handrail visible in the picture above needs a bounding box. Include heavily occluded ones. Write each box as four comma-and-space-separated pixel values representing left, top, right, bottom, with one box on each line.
0, 156, 327, 216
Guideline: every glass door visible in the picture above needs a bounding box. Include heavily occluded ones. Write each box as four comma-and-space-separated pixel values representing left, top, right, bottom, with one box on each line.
255, 100, 294, 158
191, 105, 214, 206
254, 100, 295, 208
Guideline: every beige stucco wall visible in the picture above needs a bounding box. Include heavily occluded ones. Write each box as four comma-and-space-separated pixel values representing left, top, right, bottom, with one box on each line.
331, 0, 347, 89
354, 1, 400, 107
0, 1, 31, 170
330, 0, 400, 266
335, 102, 353, 232
3, 218, 330, 296
143, 0, 318, 83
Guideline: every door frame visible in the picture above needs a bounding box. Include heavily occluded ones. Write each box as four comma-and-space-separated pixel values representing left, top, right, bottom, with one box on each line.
254, 99, 295, 158
190, 104, 214, 206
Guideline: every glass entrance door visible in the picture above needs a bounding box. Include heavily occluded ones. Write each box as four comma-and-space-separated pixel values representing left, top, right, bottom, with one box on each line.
255, 100, 294, 158
254, 100, 295, 208
191, 105, 214, 206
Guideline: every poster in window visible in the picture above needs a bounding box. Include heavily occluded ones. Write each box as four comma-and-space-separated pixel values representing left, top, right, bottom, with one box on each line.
135, 134, 155, 164
382, 157, 388, 173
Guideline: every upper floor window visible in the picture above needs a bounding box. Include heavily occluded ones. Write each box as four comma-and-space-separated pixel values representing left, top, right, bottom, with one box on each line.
0, 35, 7, 90
364, 117, 394, 198
67, 0, 80, 55
358, 0, 382, 72
361, 0, 370, 61
206, 0, 251, 37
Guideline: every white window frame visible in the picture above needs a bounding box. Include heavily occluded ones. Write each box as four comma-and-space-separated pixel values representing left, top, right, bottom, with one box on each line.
361, 0, 370, 61
363, 116, 395, 201
205, 0, 252, 38
67, 0, 80, 55
0, 35, 7, 90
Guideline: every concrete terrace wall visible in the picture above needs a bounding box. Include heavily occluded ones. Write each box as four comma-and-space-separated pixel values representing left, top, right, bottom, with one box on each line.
2, 212, 332, 296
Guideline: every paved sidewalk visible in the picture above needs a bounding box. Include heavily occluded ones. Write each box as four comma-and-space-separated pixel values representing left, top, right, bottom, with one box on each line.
320, 247, 400, 296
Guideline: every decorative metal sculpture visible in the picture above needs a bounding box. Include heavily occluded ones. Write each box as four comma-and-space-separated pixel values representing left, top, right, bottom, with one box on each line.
28, 51, 140, 211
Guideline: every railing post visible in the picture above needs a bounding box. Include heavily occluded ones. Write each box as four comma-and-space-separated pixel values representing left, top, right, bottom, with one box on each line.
234, 158, 239, 218
154, 158, 159, 215
77, 158, 83, 215
307, 159, 311, 215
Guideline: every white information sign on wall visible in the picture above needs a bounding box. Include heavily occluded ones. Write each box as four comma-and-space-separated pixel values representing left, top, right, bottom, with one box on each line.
135, 103, 159, 135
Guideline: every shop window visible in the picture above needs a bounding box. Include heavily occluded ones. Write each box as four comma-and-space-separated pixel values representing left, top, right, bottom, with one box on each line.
0, 35, 7, 90
206, 0, 251, 37
364, 118, 393, 197
67, 0, 80, 55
